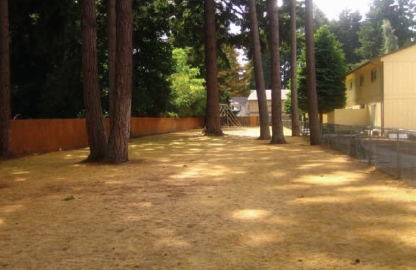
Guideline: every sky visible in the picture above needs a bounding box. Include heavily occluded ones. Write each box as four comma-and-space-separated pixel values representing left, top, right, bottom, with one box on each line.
313, 0, 373, 20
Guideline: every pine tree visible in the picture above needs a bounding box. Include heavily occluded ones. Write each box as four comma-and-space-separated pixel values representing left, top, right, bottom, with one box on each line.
81, 0, 108, 162
0, 0, 13, 157
204, 0, 223, 136
298, 26, 347, 122
290, 0, 301, 136
248, 0, 270, 140
107, 0, 133, 163
304, 0, 322, 145
269, 0, 286, 144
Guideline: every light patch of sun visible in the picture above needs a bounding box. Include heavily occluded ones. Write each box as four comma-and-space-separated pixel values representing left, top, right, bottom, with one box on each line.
154, 237, 191, 249
138, 202, 152, 207
341, 185, 416, 203
295, 172, 361, 186
339, 185, 394, 193
105, 180, 123, 185
271, 184, 312, 191
298, 163, 325, 169
15, 178, 27, 182
245, 233, 278, 247
171, 165, 227, 179
370, 188, 416, 202
362, 228, 416, 248
11, 171, 29, 175
290, 196, 348, 204
0, 204, 24, 213
406, 204, 416, 212
0, 218, 3, 225
231, 209, 271, 221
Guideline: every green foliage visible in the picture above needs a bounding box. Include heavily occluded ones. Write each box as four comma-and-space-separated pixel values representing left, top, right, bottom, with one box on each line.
357, 0, 416, 60
9, 0, 177, 119
169, 48, 206, 118
131, 40, 174, 117
284, 91, 304, 119
356, 19, 383, 59
329, 10, 363, 67
218, 45, 251, 101
297, 25, 347, 116
283, 91, 292, 115
381, 19, 399, 54
9, 0, 83, 118
125, 0, 176, 117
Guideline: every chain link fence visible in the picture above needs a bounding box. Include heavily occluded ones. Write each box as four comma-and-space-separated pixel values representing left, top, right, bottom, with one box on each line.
289, 121, 416, 180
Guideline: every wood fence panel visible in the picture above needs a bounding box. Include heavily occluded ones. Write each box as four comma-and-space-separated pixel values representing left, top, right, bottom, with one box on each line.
10, 117, 204, 155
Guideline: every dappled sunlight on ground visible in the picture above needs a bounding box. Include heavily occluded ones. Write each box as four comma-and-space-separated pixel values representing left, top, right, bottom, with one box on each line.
1, 127, 416, 269
294, 171, 364, 186
230, 209, 271, 221
290, 196, 350, 204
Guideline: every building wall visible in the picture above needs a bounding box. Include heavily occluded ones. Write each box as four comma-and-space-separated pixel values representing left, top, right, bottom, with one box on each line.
341, 44, 416, 130
247, 89, 290, 117
382, 45, 416, 130
326, 109, 369, 126
345, 58, 383, 127
345, 58, 383, 108
248, 100, 272, 116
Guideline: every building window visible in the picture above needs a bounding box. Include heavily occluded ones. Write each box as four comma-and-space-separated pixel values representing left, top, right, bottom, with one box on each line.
349, 79, 353, 89
359, 74, 364, 86
371, 69, 377, 82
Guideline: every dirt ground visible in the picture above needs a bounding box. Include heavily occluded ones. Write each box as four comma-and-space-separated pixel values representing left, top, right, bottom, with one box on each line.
1, 127, 416, 270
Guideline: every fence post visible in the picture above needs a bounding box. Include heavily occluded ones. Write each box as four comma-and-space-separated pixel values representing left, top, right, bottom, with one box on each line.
368, 127, 373, 165
396, 129, 402, 179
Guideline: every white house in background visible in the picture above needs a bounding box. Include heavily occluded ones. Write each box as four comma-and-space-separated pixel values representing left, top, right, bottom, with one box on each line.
247, 89, 291, 117
229, 97, 249, 116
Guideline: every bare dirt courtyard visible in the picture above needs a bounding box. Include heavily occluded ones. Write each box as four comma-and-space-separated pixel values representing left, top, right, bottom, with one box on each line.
1, 127, 416, 270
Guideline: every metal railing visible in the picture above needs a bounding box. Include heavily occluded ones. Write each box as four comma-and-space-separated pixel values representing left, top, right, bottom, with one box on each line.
293, 121, 416, 180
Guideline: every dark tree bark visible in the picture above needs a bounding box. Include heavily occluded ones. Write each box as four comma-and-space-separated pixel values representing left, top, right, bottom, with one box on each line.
305, 0, 322, 145
108, 0, 116, 123
0, 0, 13, 158
248, 0, 270, 140
203, 0, 223, 136
290, 0, 301, 136
268, 0, 286, 144
81, 0, 108, 162
107, 0, 133, 163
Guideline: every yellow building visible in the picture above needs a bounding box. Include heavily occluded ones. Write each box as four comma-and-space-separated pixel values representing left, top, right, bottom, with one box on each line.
327, 43, 416, 130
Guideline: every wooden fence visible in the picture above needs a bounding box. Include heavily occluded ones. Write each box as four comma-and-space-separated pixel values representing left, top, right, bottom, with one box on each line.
10, 117, 204, 155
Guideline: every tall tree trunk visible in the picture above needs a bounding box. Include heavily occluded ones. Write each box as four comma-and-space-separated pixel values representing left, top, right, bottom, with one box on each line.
268, 0, 286, 144
107, 0, 133, 164
305, 0, 322, 145
108, 0, 116, 123
81, 0, 108, 162
0, 0, 13, 158
204, 0, 223, 136
248, 0, 270, 140
290, 0, 301, 136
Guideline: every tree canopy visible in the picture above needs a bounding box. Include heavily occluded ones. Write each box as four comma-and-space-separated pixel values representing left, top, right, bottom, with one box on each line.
169, 48, 206, 118
298, 25, 347, 119
3, 0, 416, 123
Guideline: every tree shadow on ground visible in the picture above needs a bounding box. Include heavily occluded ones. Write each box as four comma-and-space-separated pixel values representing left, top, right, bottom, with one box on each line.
1, 127, 416, 269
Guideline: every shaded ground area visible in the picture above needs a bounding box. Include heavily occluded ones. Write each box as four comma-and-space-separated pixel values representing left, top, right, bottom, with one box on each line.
1, 127, 416, 270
